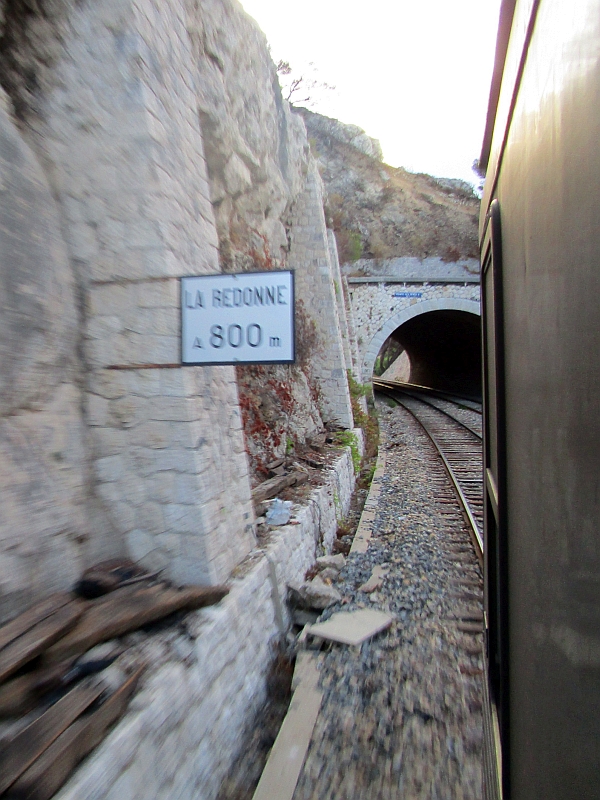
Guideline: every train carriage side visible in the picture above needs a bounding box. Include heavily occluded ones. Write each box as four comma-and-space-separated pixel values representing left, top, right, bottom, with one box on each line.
479, 0, 600, 798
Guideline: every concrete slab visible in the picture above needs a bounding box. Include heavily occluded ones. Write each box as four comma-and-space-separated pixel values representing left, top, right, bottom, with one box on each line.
358, 564, 389, 593
306, 609, 393, 646
252, 654, 322, 800
291, 651, 320, 692
350, 449, 386, 554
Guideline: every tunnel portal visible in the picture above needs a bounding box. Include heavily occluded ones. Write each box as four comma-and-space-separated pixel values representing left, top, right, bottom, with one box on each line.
379, 309, 482, 398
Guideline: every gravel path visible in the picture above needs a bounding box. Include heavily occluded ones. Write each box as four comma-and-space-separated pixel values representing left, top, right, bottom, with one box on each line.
293, 401, 484, 800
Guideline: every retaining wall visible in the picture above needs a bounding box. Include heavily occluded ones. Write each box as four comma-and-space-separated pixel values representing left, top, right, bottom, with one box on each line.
55, 440, 360, 800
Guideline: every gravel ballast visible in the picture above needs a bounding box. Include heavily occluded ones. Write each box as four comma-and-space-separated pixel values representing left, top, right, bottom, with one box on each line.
293, 400, 484, 800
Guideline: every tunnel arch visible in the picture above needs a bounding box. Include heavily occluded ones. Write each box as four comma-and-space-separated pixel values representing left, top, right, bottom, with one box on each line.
362, 298, 481, 387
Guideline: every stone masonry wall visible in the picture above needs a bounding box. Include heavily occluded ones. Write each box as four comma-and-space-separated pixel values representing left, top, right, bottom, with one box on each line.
0, 88, 111, 622
188, 0, 354, 471
17, 0, 254, 585
348, 281, 481, 381
54, 443, 359, 800
328, 229, 360, 381
289, 163, 354, 428
0, 0, 356, 598
0, 0, 362, 793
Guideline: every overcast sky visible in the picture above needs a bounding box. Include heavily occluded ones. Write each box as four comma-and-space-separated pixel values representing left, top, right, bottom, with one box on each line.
240, 0, 502, 184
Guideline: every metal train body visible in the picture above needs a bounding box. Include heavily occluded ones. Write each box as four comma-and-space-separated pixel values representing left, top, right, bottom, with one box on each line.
479, 0, 600, 797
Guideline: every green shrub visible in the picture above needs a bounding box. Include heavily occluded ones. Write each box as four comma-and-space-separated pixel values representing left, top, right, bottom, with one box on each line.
334, 430, 361, 475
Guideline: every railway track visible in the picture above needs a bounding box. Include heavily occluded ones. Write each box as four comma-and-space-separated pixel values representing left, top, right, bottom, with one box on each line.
374, 379, 484, 561
374, 378, 483, 414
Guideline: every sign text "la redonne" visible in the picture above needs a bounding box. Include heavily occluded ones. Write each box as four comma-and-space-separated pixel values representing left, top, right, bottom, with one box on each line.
181, 271, 295, 365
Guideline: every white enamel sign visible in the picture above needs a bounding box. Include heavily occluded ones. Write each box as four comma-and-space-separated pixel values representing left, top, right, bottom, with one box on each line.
181, 271, 295, 365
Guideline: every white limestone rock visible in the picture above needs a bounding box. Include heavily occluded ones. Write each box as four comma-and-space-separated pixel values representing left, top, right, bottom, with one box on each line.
298, 576, 342, 609
316, 554, 346, 571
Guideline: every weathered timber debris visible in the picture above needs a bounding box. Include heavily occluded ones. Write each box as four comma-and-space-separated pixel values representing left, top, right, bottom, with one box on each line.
44, 583, 229, 663
252, 467, 310, 524
0, 602, 84, 684
0, 655, 122, 720
0, 595, 74, 653
0, 661, 76, 719
0, 679, 105, 794
5, 666, 144, 800
251, 654, 322, 800
74, 558, 151, 599
297, 454, 324, 470
0, 559, 228, 798
252, 473, 302, 505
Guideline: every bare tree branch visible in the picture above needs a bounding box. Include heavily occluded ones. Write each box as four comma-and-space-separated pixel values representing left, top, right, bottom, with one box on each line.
276, 60, 335, 107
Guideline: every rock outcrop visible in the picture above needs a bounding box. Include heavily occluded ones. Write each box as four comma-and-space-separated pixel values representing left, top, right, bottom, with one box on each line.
297, 107, 480, 266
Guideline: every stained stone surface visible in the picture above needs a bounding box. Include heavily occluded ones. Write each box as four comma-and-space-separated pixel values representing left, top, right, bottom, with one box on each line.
0, 89, 109, 620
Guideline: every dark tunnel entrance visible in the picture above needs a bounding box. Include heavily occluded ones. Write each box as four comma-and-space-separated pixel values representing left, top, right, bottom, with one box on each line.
376, 310, 482, 399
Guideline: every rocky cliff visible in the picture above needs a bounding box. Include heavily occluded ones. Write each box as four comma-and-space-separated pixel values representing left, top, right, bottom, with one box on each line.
297, 107, 480, 266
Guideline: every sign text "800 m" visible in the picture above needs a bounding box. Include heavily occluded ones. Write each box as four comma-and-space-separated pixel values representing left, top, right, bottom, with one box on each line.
181, 271, 294, 365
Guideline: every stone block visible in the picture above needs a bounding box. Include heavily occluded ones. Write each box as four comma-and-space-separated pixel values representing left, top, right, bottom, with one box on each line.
174, 473, 200, 505
91, 371, 129, 400
125, 369, 162, 398
162, 501, 201, 530
87, 394, 110, 426
95, 454, 124, 483
131, 421, 172, 449
109, 500, 136, 531
171, 540, 211, 586
137, 280, 178, 309
126, 530, 156, 561
110, 396, 144, 428
135, 501, 166, 534
148, 397, 195, 423
149, 471, 177, 504
159, 370, 188, 398
89, 284, 134, 317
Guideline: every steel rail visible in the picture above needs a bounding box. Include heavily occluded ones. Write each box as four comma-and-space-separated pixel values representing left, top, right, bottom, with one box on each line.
373, 378, 483, 414
378, 386, 484, 564
374, 379, 483, 439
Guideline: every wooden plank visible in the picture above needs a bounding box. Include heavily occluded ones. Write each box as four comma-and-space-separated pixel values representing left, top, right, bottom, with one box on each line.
6, 665, 145, 800
0, 680, 104, 794
0, 603, 84, 684
0, 661, 73, 718
0, 594, 73, 653
252, 673, 322, 800
0, 672, 38, 718
44, 584, 228, 663
251, 473, 298, 504
291, 652, 321, 692
297, 454, 324, 469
